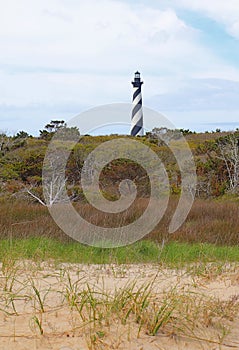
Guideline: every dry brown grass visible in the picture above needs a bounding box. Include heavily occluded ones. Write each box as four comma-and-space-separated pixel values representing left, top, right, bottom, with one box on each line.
0, 197, 238, 246
166, 198, 239, 245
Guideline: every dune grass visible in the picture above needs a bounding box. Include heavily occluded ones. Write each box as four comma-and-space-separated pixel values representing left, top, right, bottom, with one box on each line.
1, 261, 238, 349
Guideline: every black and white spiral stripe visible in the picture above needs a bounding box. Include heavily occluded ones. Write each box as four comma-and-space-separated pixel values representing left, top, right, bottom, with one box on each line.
131, 86, 143, 136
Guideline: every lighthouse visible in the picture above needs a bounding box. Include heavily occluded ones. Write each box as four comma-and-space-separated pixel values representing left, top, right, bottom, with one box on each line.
130, 71, 144, 136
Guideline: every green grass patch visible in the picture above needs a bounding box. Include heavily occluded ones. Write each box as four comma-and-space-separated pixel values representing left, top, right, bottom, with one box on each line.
1, 237, 239, 265
161, 241, 239, 265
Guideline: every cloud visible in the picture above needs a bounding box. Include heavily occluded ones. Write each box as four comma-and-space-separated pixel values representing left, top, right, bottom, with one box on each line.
0, 101, 87, 135
173, 0, 239, 39
0, 0, 212, 107
0, 0, 239, 133
147, 78, 239, 111
0, 0, 198, 71
0, 0, 236, 77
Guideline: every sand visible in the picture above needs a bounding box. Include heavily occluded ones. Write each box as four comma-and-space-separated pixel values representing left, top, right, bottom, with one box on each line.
1, 261, 239, 350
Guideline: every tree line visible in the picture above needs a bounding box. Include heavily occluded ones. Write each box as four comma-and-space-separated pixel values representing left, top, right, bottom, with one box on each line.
0, 121, 238, 204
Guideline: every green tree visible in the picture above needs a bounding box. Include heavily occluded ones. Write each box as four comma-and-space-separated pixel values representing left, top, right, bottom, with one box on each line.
13, 131, 31, 139
39, 120, 80, 140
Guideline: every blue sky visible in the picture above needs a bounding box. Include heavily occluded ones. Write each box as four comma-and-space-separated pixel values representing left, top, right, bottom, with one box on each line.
0, 0, 239, 135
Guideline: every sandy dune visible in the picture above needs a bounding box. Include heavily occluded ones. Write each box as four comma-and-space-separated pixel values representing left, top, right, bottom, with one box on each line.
1, 262, 239, 350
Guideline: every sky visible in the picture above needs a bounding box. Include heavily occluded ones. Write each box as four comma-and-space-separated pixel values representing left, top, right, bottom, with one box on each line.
0, 0, 239, 135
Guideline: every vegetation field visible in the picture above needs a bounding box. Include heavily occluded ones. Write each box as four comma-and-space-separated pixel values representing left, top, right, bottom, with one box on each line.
0, 196, 239, 349
0, 126, 239, 349
0, 196, 238, 260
